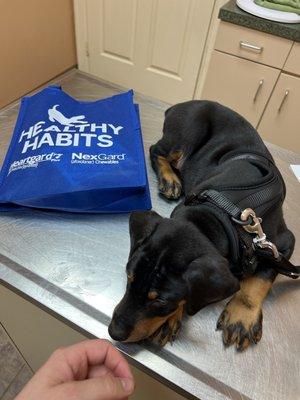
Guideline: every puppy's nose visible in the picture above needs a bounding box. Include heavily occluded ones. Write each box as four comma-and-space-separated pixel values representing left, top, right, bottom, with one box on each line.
108, 320, 130, 342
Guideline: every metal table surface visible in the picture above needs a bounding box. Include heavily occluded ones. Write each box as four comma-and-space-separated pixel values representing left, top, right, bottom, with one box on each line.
0, 71, 300, 400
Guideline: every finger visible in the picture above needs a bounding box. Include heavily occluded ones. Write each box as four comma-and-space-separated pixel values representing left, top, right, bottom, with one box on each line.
88, 365, 112, 379
102, 341, 133, 380
63, 339, 132, 379
58, 375, 134, 400
43, 339, 133, 383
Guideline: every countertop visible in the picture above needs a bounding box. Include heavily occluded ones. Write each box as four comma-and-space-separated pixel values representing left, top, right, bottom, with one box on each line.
220, 0, 300, 42
0, 70, 300, 400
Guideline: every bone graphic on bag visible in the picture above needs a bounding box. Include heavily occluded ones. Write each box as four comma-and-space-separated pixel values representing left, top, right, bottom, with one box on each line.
48, 105, 88, 126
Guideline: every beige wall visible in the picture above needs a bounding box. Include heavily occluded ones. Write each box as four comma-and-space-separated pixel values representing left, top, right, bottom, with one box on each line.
0, 0, 76, 108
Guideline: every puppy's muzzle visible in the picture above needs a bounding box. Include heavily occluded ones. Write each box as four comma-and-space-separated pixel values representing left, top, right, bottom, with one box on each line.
108, 315, 132, 342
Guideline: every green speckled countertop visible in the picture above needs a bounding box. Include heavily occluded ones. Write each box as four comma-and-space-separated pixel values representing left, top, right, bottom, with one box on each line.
219, 0, 300, 42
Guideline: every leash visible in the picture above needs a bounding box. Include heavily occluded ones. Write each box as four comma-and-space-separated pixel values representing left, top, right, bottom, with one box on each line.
185, 188, 300, 279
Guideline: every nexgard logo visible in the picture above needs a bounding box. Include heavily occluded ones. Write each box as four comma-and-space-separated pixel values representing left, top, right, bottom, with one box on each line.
71, 152, 126, 165
18, 105, 123, 154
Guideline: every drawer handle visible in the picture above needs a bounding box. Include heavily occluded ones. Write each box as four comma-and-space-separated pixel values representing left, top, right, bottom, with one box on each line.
253, 79, 264, 103
278, 90, 289, 113
240, 41, 263, 53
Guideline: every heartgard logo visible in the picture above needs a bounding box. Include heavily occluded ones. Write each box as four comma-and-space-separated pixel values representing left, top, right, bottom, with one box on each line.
8, 152, 63, 174
19, 105, 123, 154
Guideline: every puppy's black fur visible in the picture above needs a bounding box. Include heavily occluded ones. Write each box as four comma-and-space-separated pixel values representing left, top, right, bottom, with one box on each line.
109, 101, 296, 350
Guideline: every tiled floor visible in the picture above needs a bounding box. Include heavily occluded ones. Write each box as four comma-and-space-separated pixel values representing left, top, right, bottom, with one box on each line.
0, 324, 32, 399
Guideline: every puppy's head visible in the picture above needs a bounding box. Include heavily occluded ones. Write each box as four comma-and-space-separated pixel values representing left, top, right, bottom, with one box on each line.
108, 211, 239, 343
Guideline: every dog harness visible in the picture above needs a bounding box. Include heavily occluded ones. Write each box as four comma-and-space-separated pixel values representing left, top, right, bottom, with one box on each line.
185, 152, 300, 279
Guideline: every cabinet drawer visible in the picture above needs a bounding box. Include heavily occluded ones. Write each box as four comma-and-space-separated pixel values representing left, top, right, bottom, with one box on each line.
215, 21, 293, 69
284, 42, 300, 76
258, 73, 300, 153
201, 50, 280, 127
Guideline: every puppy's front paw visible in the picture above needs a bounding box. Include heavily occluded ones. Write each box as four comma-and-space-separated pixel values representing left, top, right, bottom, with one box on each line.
217, 295, 263, 351
149, 306, 183, 347
159, 176, 182, 200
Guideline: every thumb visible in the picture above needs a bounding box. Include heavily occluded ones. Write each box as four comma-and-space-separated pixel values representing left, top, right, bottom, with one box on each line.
59, 375, 134, 400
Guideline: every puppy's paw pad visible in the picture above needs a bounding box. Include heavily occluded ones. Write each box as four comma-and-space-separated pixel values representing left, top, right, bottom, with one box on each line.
150, 321, 171, 347
159, 178, 182, 200
217, 298, 263, 351
149, 307, 183, 347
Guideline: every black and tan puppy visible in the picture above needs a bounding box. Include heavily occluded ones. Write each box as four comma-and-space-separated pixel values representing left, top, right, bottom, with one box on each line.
109, 100, 298, 351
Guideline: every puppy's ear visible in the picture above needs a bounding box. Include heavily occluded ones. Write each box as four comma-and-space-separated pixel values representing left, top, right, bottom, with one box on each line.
129, 211, 162, 254
183, 255, 240, 315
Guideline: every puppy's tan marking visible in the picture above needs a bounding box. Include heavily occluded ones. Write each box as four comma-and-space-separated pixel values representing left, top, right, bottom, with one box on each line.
168, 150, 184, 169
125, 301, 185, 344
157, 156, 180, 183
127, 273, 135, 283
148, 291, 158, 300
124, 314, 172, 343
157, 155, 182, 199
151, 300, 185, 346
217, 277, 272, 351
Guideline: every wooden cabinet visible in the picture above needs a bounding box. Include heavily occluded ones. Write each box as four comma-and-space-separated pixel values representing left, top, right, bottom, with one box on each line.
200, 20, 300, 152
201, 50, 280, 126
215, 21, 293, 69
258, 73, 300, 153
284, 42, 300, 75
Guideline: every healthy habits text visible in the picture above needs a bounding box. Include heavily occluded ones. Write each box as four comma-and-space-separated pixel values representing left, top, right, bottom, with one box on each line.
19, 121, 123, 154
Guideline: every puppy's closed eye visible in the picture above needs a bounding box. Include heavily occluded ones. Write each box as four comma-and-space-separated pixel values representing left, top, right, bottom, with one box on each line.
148, 291, 168, 307
150, 298, 168, 307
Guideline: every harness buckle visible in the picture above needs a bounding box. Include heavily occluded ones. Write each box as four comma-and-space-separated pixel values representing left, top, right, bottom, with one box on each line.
240, 208, 280, 259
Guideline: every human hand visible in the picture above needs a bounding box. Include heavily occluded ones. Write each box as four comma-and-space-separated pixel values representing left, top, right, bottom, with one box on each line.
15, 339, 134, 400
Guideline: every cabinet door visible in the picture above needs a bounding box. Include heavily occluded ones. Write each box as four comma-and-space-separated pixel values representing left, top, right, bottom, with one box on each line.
258, 73, 300, 153
284, 42, 300, 76
81, 0, 214, 103
201, 50, 280, 127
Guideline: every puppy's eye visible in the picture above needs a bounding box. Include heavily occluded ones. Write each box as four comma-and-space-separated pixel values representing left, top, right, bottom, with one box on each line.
151, 298, 168, 307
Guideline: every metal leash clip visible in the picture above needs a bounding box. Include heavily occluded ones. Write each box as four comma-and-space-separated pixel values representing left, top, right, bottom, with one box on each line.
240, 208, 279, 259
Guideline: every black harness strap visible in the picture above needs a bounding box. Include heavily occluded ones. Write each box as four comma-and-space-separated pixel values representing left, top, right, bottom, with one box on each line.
198, 190, 244, 221
193, 188, 259, 275
184, 153, 299, 279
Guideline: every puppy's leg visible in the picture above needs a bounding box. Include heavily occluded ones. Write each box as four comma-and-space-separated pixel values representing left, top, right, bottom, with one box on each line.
150, 142, 182, 200
150, 301, 185, 346
217, 268, 277, 351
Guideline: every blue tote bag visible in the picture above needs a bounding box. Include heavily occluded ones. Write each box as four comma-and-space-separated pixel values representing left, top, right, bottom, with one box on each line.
0, 86, 151, 213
